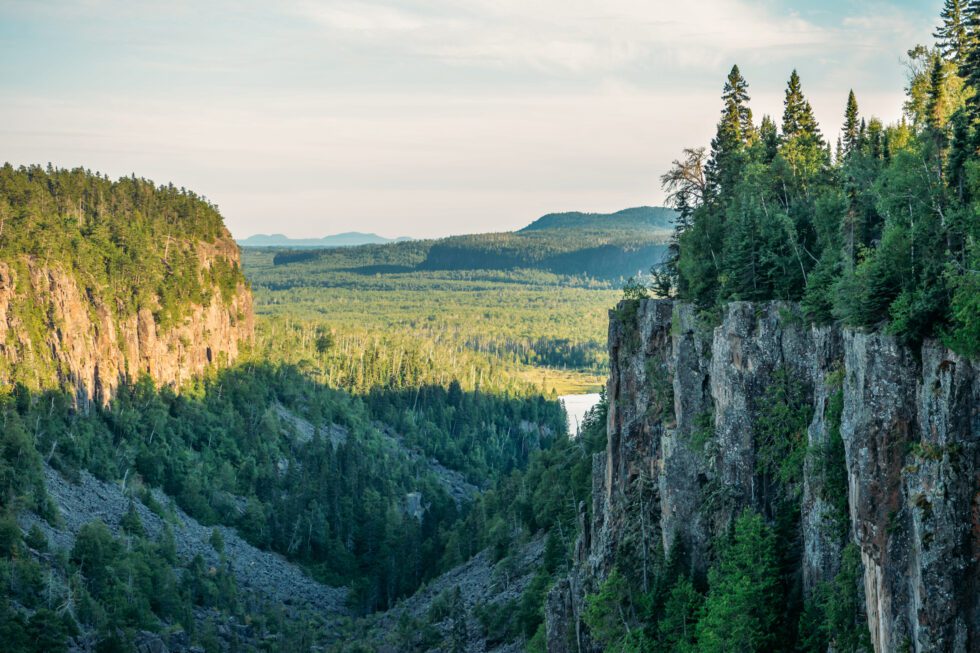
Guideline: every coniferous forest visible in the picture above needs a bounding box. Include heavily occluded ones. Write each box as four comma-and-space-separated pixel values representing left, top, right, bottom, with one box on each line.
655, 25, 978, 357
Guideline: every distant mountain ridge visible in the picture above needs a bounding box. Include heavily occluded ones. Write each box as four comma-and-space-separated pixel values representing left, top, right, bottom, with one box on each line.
519, 206, 675, 232
238, 231, 411, 248
269, 205, 678, 282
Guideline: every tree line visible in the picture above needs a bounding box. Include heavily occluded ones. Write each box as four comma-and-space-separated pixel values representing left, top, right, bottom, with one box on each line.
654, 3, 978, 356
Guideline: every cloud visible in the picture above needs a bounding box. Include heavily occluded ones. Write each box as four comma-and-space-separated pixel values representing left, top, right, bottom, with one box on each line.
0, 0, 935, 237
287, 0, 832, 75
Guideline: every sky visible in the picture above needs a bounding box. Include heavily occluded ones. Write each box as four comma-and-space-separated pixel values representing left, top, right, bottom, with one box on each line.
0, 0, 940, 239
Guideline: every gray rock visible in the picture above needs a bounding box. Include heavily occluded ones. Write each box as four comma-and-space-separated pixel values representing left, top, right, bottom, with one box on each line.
547, 299, 979, 653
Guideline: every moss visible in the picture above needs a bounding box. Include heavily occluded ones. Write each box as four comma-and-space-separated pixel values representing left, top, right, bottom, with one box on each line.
754, 367, 813, 505
612, 299, 643, 354
645, 356, 675, 423
689, 410, 715, 454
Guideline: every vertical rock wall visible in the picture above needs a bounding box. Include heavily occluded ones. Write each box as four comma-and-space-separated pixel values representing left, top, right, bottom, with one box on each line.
0, 237, 253, 402
842, 334, 978, 652
547, 298, 979, 653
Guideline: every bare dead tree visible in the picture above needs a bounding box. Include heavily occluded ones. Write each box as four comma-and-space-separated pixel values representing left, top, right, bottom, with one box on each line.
660, 147, 708, 222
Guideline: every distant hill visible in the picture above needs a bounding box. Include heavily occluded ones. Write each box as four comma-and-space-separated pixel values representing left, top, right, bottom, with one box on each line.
519, 206, 675, 233
238, 231, 410, 248
416, 205, 676, 280
268, 206, 677, 283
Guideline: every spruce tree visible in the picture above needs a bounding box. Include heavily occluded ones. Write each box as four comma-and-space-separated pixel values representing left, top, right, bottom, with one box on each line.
723, 64, 755, 141
926, 56, 947, 130
960, 1, 980, 123
782, 70, 822, 146
758, 115, 779, 163
696, 510, 781, 652
842, 90, 860, 154
707, 65, 754, 196
935, 0, 969, 64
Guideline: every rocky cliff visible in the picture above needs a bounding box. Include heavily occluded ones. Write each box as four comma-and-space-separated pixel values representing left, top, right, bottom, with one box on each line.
548, 299, 979, 653
0, 235, 253, 402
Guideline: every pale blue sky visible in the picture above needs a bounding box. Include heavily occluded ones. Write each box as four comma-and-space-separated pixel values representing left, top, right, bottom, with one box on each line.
0, 0, 939, 238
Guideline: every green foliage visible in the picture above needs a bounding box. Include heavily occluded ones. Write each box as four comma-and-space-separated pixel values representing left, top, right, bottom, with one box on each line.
799, 544, 872, 652
666, 42, 978, 357
246, 247, 617, 389
23, 524, 47, 553
696, 510, 781, 652
658, 576, 703, 652
583, 569, 637, 651
120, 500, 145, 537
0, 514, 20, 558
0, 510, 321, 653
814, 377, 850, 538
267, 207, 673, 283
2, 361, 567, 617
622, 277, 650, 300
0, 164, 247, 388
209, 528, 225, 555
754, 367, 813, 503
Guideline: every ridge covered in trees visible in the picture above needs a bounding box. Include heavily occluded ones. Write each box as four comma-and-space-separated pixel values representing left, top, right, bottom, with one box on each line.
0, 164, 246, 330
655, 11, 978, 357
270, 206, 675, 283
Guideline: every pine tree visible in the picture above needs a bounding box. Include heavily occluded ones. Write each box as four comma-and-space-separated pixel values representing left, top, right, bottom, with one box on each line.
842, 90, 860, 155
707, 65, 754, 196
723, 64, 755, 141
782, 70, 823, 146
926, 56, 947, 130
935, 0, 969, 64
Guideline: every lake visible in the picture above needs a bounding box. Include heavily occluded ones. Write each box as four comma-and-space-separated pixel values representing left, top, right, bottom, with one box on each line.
559, 392, 602, 436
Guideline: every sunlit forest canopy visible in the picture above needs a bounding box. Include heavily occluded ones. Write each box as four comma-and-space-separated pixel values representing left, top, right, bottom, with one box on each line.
654, 49, 978, 355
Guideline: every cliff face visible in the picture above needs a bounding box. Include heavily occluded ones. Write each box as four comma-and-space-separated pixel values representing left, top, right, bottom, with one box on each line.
0, 236, 253, 402
548, 299, 979, 653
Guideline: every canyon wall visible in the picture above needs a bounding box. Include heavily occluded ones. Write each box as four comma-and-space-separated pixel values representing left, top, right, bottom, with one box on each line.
548, 299, 978, 653
0, 236, 253, 402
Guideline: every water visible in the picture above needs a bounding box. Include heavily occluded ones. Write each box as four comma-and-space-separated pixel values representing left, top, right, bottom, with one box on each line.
559, 393, 602, 436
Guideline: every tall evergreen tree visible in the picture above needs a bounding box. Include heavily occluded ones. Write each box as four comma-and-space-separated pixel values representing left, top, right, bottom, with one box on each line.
782, 70, 822, 145
926, 56, 948, 130
960, 1, 980, 122
696, 510, 782, 652
706, 65, 754, 195
723, 64, 755, 141
842, 90, 860, 154
935, 0, 969, 64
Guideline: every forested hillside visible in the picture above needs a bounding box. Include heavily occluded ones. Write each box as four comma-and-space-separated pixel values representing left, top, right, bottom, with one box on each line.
240, 207, 674, 397
0, 165, 253, 398
5, 1, 977, 651
0, 165, 585, 652
245, 249, 616, 393
270, 206, 674, 282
